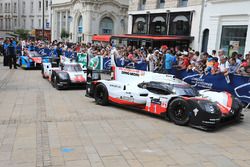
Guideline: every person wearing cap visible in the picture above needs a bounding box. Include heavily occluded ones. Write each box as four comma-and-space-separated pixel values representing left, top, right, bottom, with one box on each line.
205, 57, 214, 74
237, 56, 250, 76
161, 45, 168, 51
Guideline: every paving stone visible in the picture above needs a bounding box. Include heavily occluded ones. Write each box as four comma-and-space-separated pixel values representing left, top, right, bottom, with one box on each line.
65, 160, 91, 167
102, 156, 129, 167
94, 143, 121, 157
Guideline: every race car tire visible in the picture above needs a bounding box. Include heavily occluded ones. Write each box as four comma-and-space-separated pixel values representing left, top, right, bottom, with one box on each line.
168, 98, 190, 126
51, 75, 56, 88
94, 84, 109, 106
51, 75, 61, 89
55, 76, 63, 90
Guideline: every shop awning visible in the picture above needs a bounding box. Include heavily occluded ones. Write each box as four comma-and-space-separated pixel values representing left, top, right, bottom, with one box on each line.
92, 35, 112, 42
111, 34, 194, 41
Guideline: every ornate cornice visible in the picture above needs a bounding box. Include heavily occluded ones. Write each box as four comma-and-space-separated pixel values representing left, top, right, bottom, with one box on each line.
52, 0, 128, 9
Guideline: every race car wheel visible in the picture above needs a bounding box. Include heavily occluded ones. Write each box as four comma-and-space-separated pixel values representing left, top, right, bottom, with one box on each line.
51, 75, 56, 88
55, 76, 63, 90
94, 84, 109, 106
168, 98, 190, 126
51, 75, 60, 89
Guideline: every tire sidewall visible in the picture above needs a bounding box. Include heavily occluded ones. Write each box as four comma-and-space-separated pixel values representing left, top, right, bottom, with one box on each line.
94, 84, 109, 106
168, 98, 190, 126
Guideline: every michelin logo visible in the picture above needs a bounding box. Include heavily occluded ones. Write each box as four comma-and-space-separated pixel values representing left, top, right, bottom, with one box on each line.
234, 83, 250, 99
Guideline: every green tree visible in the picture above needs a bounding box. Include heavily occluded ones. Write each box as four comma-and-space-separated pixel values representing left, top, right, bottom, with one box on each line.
15, 29, 29, 39
61, 28, 69, 39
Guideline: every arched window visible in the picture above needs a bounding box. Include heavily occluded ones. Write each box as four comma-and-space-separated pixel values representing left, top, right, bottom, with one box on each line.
99, 17, 114, 35
132, 16, 147, 34
78, 16, 83, 33
77, 16, 83, 42
202, 29, 209, 52
169, 13, 190, 36
150, 15, 166, 35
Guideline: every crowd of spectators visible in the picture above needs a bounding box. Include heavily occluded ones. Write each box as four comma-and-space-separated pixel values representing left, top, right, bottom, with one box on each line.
111, 45, 250, 77
1, 38, 250, 77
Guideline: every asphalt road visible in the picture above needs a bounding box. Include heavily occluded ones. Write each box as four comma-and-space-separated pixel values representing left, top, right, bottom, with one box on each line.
0, 61, 250, 167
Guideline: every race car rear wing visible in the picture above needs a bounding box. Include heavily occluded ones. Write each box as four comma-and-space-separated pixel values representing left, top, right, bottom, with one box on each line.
85, 67, 111, 97
85, 52, 112, 97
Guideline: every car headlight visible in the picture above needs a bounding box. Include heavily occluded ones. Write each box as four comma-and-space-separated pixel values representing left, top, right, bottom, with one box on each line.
58, 73, 68, 80
197, 100, 219, 114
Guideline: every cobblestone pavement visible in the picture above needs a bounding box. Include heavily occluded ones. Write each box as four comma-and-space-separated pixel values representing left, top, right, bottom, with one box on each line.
0, 62, 250, 167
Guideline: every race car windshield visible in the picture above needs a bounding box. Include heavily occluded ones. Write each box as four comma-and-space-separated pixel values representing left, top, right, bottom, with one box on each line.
172, 85, 199, 97
64, 65, 82, 72
29, 52, 42, 57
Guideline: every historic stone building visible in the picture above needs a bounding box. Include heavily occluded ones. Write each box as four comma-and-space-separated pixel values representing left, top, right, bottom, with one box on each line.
0, 0, 52, 32
51, 0, 129, 43
127, 0, 202, 49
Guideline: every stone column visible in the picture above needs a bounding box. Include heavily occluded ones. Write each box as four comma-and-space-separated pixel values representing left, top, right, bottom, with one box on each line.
51, 10, 56, 41
84, 4, 92, 43
128, 14, 133, 34
59, 11, 62, 39
65, 10, 69, 32
207, 16, 220, 53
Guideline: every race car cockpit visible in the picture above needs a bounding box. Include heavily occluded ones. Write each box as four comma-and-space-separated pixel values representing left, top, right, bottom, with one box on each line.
138, 81, 199, 97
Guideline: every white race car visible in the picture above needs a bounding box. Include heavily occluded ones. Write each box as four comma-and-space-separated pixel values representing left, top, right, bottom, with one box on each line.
86, 52, 243, 130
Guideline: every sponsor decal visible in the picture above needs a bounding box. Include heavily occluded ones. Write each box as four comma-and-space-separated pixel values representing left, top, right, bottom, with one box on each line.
72, 75, 85, 83
77, 53, 88, 67
160, 98, 168, 108
120, 96, 134, 102
119, 68, 145, 77
89, 56, 100, 70
193, 108, 199, 116
190, 78, 213, 89
234, 83, 250, 99
110, 84, 122, 89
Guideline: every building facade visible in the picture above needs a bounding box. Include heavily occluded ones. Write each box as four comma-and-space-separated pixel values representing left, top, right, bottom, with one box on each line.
200, 0, 250, 56
0, 0, 52, 33
127, 0, 202, 49
51, 0, 129, 43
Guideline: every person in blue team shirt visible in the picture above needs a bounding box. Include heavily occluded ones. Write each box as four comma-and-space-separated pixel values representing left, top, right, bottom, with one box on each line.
164, 50, 176, 74
11, 38, 17, 48
7, 40, 17, 69
3, 39, 10, 66
28, 43, 35, 51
